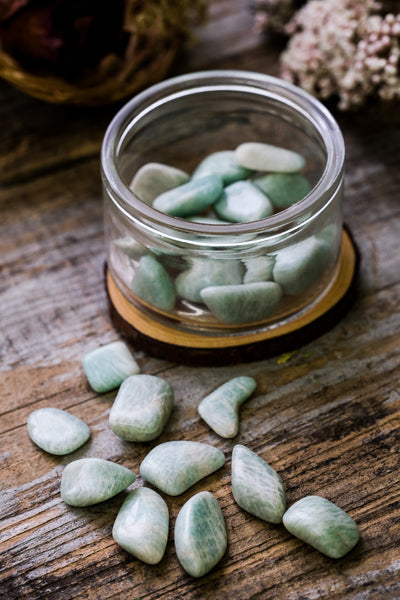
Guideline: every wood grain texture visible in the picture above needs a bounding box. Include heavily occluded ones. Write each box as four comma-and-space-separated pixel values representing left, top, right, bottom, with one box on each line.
1, 1, 400, 599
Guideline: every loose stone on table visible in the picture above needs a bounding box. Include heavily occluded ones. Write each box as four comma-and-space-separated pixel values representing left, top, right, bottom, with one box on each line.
82, 341, 140, 394
27, 407, 90, 455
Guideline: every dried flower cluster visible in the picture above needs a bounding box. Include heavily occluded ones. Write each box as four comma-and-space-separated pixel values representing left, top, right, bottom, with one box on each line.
254, 0, 400, 109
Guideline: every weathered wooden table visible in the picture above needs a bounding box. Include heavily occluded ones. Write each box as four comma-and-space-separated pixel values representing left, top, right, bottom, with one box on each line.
1, 2, 400, 598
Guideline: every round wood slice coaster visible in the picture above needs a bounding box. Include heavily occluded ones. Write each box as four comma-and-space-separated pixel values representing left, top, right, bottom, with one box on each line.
105, 227, 360, 366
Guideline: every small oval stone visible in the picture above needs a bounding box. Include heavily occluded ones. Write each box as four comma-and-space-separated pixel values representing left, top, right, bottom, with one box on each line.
232, 445, 286, 523
61, 458, 136, 507
175, 257, 243, 303
130, 162, 190, 204
152, 174, 223, 218
214, 181, 273, 223
282, 495, 360, 558
235, 142, 305, 173
192, 150, 253, 184
113, 236, 148, 260
130, 254, 176, 311
174, 491, 227, 577
112, 487, 169, 564
198, 377, 256, 438
140, 441, 225, 496
200, 281, 282, 324
27, 408, 90, 455
254, 173, 312, 209
243, 255, 275, 284
82, 341, 140, 394
109, 374, 174, 442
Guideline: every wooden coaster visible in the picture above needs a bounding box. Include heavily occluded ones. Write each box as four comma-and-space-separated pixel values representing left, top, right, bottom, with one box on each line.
105, 227, 359, 366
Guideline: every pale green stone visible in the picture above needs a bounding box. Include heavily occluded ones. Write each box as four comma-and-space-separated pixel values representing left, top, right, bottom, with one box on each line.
253, 173, 312, 209
282, 495, 360, 558
200, 281, 282, 324
174, 491, 227, 577
187, 216, 230, 225
316, 223, 339, 246
214, 181, 273, 223
130, 162, 189, 204
175, 257, 243, 303
235, 142, 305, 173
152, 174, 223, 218
112, 487, 169, 564
273, 236, 332, 295
232, 445, 286, 523
243, 255, 275, 284
131, 254, 176, 311
113, 236, 148, 260
192, 150, 253, 184
109, 374, 174, 442
82, 341, 140, 394
140, 441, 225, 496
61, 458, 136, 507
27, 408, 90, 456
198, 377, 256, 438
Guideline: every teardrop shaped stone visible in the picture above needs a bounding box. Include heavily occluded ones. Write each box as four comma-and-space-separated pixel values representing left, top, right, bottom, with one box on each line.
109, 374, 174, 442
214, 181, 273, 223
130, 162, 190, 204
198, 377, 256, 438
112, 487, 169, 564
27, 407, 90, 455
254, 173, 312, 209
200, 281, 282, 324
235, 142, 305, 173
282, 495, 360, 558
232, 445, 286, 523
131, 254, 176, 311
82, 341, 140, 394
243, 255, 275, 284
140, 441, 225, 496
174, 491, 227, 577
61, 458, 136, 507
192, 150, 253, 184
152, 175, 223, 218
175, 257, 243, 303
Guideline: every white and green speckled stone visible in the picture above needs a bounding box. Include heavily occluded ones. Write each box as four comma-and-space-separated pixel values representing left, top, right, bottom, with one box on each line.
152, 174, 223, 218
112, 487, 169, 564
253, 173, 312, 209
192, 150, 253, 184
214, 181, 273, 223
198, 377, 256, 438
174, 491, 227, 578
130, 162, 190, 204
82, 341, 140, 394
130, 254, 176, 311
235, 142, 305, 173
61, 458, 136, 507
175, 257, 243, 303
27, 408, 90, 455
109, 374, 174, 442
243, 255, 275, 284
140, 441, 225, 496
232, 445, 286, 523
282, 495, 360, 558
200, 281, 282, 324
272, 236, 332, 296
113, 236, 148, 260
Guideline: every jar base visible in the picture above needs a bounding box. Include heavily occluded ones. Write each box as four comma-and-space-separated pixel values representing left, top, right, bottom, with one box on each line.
105, 227, 359, 366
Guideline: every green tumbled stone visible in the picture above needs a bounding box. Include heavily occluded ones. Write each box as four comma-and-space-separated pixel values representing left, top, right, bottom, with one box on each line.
232, 445, 286, 523
175, 257, 243, 303
253, 173, 312, 209
27, 408, 90, 456
109, 374, 174, 442
187, 216, 230, 225
130, 162, 190, 204
61, 458, 136, 507
112, 487, 169, 564
131, 254, 176, 311
152, 175, 223, 218
273, 236, 332, 295
235, 142, 305, 173
200, 281, 282, 325
198, 377, 256, 438
140, 441, 225, 496
113, 236, 148, 260
214, 181, 273, 223
174, 491, 227, 577
82, 341, 140, 394
192, 150, 253, 184
282, 495, 360, 558
316, 223, 339, 246
243, 255, 275, 284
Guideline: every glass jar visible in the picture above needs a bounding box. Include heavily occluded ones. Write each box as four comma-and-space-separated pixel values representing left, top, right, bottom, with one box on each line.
101, 70, 347, 355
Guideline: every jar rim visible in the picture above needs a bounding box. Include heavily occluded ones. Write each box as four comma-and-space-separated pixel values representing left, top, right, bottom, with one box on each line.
101, 70, 345, 236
